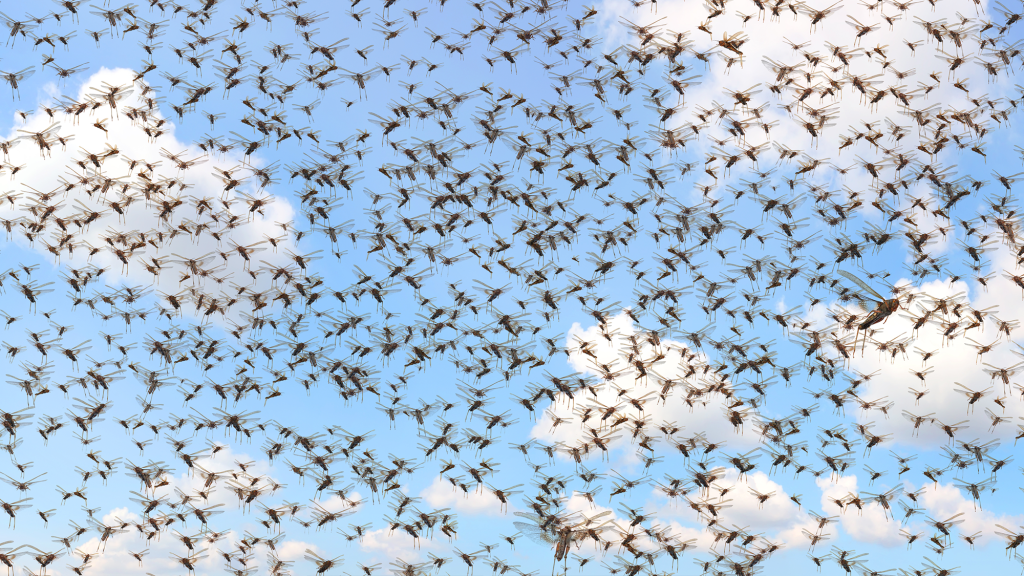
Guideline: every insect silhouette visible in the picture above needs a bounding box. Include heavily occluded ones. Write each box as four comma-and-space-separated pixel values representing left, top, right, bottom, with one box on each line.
0, 0, 1017, 575
513, 510, 612, 576
837, 270, 904, 356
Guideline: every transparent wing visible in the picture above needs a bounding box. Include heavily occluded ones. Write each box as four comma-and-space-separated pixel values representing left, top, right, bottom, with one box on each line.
512, 522, 558, 546
838, 270, 885, 302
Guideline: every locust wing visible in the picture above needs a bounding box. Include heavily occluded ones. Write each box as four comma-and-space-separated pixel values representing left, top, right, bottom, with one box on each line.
513, 521, 559, 546
838, 269, 886, 303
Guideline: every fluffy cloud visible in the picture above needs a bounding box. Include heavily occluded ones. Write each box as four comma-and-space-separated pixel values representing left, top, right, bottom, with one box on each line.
919, 480, 1023, 542
531, 311, 760, 466
102, 506, 141, 527
56, 446, 288, 576
160, 444, 280, 511
596, 0, 1004, 166
69, 529, 231, 576
0, 68, 304, 327
360, 526, 437, 564
834, 242, 1024, 448
277, 539, 322, 562
652, 467, 815, 553
816, 475, 901, 546
720, 469, 810, 535
419, 475, 511, 516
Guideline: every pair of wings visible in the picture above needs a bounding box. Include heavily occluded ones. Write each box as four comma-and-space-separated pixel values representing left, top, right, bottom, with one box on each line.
838, 270, 888, 306
512, 510, 612, 546
512, 522, 563, 545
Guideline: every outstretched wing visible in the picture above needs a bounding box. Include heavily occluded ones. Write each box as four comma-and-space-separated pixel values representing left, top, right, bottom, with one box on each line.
513, 522, 558, 546
838, 270, 886, 303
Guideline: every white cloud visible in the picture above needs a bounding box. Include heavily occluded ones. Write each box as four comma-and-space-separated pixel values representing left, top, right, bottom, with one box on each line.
839, 242, 1024, 447
70, 529, 227, 576
531, 311, 760, 464
278, 539, 322, 561
0, 67, 304, 327
419, 476, 511, 516
816, 475, 901, 546
565, 490, 617, 518
592, 0, 1007, 231
151, 444, 283, 525
360, 527, 436, 563
720, 469, 809, 532
652, 467, 814, 552
919, 480, 1023, 541
102, 506, 140, 527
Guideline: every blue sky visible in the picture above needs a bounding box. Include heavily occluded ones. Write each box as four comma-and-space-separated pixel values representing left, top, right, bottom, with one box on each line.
0, 0, 1023, 575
